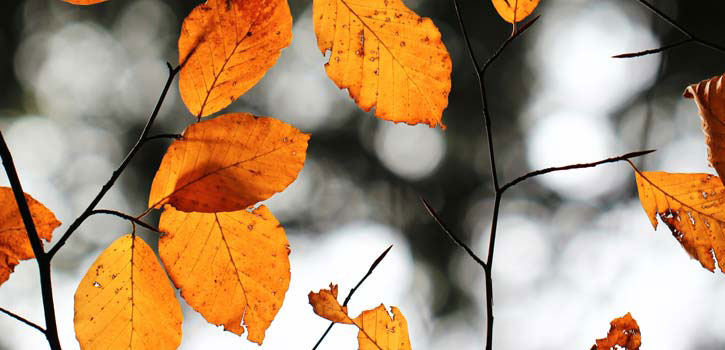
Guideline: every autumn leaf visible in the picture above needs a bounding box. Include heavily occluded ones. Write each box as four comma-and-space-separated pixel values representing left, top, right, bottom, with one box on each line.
62, 0, 108, 4
158, 205, 290, 345
0, 187, 59, 286
634, 169, 725, 273
309, 285, 412, 350
148, 113, 309, 213
491, 0, 540, 23
74, 234, 183, 350
591, 313, 641, 350
684, 73, 725, 184
308, 284, 353, 324
178, 0, 292, 117
313, 0, 452, 128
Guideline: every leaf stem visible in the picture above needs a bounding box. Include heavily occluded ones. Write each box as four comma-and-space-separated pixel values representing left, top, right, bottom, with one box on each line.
614, 0, 725, 58
0, 130, 62, 349
47, 63, 180, 259
89, 209, 162, 233
0, 306, 46, 334
311, 245, 393, 350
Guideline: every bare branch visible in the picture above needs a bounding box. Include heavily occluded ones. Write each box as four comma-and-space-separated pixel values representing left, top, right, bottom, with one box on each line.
0, 307, 45, 334
90, 210, 162, 233
419, 196, 486, 270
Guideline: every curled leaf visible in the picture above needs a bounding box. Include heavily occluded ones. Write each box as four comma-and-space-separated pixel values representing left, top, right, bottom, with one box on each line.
313, 0, 452, 128
684, 73, 725, 184
308, 284, 353, 324
178, 0, 292, 117
308, 284, 412, 350
148, 113, 309, 213
159, 205, 290, 345
0, 187, 59, 286
591, 313, 641, 350
74, 235, 183, 350
634, 170, 725, 273
492, 0, 540, 23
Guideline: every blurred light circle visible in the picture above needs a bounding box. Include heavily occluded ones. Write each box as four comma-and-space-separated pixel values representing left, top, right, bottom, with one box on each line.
374, 123, 445, 180
6, 116, 68, 177
526, 110, 625, 200
529, 1, 660, 114
487, 215, 551, 288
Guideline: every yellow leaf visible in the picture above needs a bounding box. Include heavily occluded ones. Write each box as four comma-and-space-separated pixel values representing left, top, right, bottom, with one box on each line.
178, 0, 292, 117
308, 284, 412, 350
74, 235, 183, 350
634, 170, 725, 273
491, 0, 540, 23
684, 73, 725, 184
0, 187, 59, 286
313, 0, 452, 128
62, 0, 107, 4
148, 113, 309, 213
308, 284, 353, 324
158, 205, 290, 345
591, 313, 641, 350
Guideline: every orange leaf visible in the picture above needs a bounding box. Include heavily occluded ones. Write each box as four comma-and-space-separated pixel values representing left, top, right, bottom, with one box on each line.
308, 284, 412, 350
0, 187, 59, 286
178, 0, 292, 117
158, 205, 290, 345
491, 0, 540, 23
62, 0, 107, 4
74, 234, 183, 350
684, 73, 725, 184
313, 0, 452, 128
308, 284, 353, 324
591, 313, 641, 350
634, 170, 725, 273
148, 113, 309, 213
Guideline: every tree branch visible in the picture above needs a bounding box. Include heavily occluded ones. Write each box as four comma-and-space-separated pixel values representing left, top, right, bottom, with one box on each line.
90, 210, 162, 233
614, 0, 725, 58
0, 306, 45, 334
312, 245, 393, 350
0, 130, 62, 349
499, 150, 655, 193
419, 196, 486, 269
48, 63, 180, 259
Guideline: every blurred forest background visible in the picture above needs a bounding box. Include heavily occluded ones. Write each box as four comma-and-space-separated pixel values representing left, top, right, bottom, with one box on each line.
1, 0, 725, 349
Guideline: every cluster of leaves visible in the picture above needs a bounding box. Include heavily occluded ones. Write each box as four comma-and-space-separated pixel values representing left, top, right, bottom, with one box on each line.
13, 0, 708, 348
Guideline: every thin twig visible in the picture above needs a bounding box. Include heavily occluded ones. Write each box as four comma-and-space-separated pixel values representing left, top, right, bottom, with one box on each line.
419, 196, 486, 269
0, 307, 45, 334
48, 63, 180, 259
614, 0, 725, 58
0, 130, 62, 349
312, 245, 393, 350
499, 150, 655, 193
90, 210, 162, 233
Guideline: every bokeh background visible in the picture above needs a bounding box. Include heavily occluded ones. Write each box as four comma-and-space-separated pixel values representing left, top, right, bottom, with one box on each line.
1, 0, 725, 349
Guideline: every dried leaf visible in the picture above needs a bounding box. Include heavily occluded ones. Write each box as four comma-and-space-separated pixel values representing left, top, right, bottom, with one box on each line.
62, 0, 108, 4
0, 187, 59, 286
178, 0, 292, 117
591, 313, 641, 350
308, 285, 411, 350
308, 284, 353, 324
684, 73, 725, 184
491, 0, 540, 23
158, 205, 290, 345
148, 113, 309, 213
634, 170, 725, 273
313, 0, 452, 128
74, 235, 183, 350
